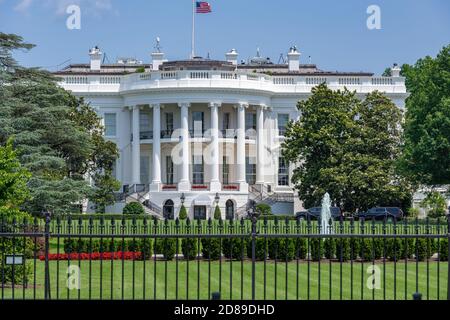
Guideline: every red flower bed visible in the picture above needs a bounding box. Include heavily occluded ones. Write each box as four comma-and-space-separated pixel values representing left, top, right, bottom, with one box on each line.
40, 252, 142, 261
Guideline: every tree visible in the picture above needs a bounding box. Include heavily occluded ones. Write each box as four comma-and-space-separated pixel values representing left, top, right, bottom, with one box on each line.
213, 205, 221, 219
0, 33, 120, 214
0, 138, 31, 209
420, 191, 447, 218
399, 45, 450, 186
282, 84, 412, 212
179, 205, 187, 220
91, 172, 121, 213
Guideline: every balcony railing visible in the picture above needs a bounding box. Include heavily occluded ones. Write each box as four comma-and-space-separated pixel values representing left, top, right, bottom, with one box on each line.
220, 129, 237, 139
140, 131, 153, 140
161, 130, 175, 139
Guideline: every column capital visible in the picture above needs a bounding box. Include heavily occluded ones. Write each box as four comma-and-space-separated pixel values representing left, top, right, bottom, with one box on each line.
235, 102, 249, 109
151, 103, 161, 109
258, 104, 268, 110
209, 102, 222, 108
178, 102, 191, 108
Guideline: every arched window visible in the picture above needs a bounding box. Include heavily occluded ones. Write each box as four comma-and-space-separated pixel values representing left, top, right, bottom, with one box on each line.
163, 200, 174, 220
225, 200, 234, 220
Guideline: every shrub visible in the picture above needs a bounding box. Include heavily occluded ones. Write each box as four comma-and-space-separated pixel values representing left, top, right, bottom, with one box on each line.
349, 238, 360, 260
223, 238, 247, 260
246, 238, 268, 261
0, 262, 32, 285
256, 203, 272, 216
116, 240, 129, 252
181, 238, 198, 260
123, 202, 145, 215
0, 235, 33, 285
156, 238, 177, 260
439, 238, 448, 261
179, 205, 187, 220
401, 238, 415, 259
324, 238, 336, 259
415, 238, 435, 261
359, 239, 373, 261
268, 238, 295, 261
335, 238, 351, 261
386, 238, 403, 261
139, 238, 153, 260
309, 238, 324, 261
295, 238, 307, 259
201, 238, 221, 260
214, 206, 221, 220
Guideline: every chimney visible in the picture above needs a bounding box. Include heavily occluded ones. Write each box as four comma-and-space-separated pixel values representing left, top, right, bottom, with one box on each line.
226, 49, 238, 66
151, 51, 165, 71
287, 46, 301, 72
391, 63, 401, 77
89, 46, 102, 71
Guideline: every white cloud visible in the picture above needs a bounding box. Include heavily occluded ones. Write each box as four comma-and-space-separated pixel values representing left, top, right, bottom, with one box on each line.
14, 0, 113, 15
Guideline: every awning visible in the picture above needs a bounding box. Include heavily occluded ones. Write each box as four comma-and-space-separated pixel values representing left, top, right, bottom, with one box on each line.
193, 195, 213, 206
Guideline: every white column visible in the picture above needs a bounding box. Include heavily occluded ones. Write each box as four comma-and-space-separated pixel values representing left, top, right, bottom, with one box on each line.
131, 105, 141, 186
209, 102, 221, 191
236, 103, 248, 192
256, 105, 265, 185
178, 103, 191, 191
150, 104, 161, 191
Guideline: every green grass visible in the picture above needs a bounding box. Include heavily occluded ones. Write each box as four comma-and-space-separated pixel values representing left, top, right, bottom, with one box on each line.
1, 260, 447, 300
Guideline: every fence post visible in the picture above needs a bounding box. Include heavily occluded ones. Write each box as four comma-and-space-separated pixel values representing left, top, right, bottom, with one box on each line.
44, 211, 51, 300
250, 209, 259, 301
447, 214, 450, 301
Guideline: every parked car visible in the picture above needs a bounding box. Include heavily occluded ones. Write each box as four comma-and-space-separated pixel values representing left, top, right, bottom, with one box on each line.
357, 207, 404, 221
295, 207, 343, 221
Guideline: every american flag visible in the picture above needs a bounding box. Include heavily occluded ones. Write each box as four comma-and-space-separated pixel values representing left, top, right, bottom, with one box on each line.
196, 1, 212, 14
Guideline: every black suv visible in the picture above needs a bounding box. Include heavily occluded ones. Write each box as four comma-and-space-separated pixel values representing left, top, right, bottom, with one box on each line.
357, 207, 404, 221
296, 207, 343, 221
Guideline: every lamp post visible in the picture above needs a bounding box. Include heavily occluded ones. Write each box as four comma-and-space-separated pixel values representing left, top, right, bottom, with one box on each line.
180, 193, 185, 205
215, 192, 220, 205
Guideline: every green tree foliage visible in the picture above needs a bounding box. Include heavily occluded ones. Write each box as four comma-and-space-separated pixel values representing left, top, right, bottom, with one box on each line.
399, 45, 450, 186
179, 205, 187, 220
282, 84, 412, 212
0, 33, 120, 214
420, 191, 447, 218
214, 205, 221, 219
0, 138, 31, 209
122, 202, 145, 215
256, 203, 272, 216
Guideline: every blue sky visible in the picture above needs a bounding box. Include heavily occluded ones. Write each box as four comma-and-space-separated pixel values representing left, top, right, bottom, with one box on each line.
1, 0, 449, 74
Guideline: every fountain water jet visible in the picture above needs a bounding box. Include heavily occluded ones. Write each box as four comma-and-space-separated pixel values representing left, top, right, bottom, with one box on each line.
320, 193, 333, 234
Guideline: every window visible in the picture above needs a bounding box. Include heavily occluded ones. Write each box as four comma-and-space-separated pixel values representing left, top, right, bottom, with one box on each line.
165, 112, 174, 132
192, 155, 204, 184
278, 114, 289, 136
246, 157, 256, 185
104, 113, 117, 136
140, 112, 151, 132
245, 113, 257, 131
194, 206, 207, 220
192, 111, 204, 136
163, 200, 174, 220
225, 200, 234, 220
165, 156, 174, 184
278, 157, 289, 186
222, 157, 229, 185
223, 113, 231, 130
140, 156, 150, 184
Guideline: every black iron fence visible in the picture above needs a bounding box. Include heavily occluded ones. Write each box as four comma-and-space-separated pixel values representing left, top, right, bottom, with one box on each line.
1, 214, 449, 300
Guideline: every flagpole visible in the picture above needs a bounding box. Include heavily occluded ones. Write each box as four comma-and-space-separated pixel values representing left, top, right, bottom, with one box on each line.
191, 0, 195, 59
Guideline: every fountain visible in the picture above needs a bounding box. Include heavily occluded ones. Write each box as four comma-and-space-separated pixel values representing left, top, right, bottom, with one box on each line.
320, 193, 333, 234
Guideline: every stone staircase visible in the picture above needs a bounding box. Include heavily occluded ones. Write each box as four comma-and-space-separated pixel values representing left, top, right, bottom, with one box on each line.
123, 185, 164, 219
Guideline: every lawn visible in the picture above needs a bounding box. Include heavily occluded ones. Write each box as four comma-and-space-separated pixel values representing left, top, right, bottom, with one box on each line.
1, 260, 447, 300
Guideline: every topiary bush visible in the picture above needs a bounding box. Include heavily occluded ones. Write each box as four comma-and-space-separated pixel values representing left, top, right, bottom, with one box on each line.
214, 206, 221, 220
256, 203, 272, 216
335, 238, 351, 261
246, 238, 268, 261
309, 238, 324, 261
386, 238, 402, 261
439, 238, 448, 261
123, 202, 145, 215
155, 238, 177, 260
179, 205, 188, 220
223, 238, 247, 260
181, 238, 198, 260
201, 238, 221, 260
268, 238, 295, 261
139, 238, 153, 260
295, 238, 307, 259
324, 238, 336, 259
415, 238, 435, 261
359, 239, 373, 262
349, 238, 360, 260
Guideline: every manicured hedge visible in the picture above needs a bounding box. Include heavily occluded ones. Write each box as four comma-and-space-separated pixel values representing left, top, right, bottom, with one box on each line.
222, 238, 247, 260
181, 238, 198, 260
267, 238, 295, 261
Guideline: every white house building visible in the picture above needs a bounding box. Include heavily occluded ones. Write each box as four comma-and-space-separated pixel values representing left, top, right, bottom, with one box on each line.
54, 45, 408, 219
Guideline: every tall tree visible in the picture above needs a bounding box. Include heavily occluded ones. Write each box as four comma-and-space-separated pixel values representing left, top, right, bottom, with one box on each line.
399, 44, 450, 186
0, 33, 119, 214
282, 84, 412, 212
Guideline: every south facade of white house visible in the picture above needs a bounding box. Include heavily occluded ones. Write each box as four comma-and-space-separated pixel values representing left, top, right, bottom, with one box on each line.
54, 45, 408, 219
